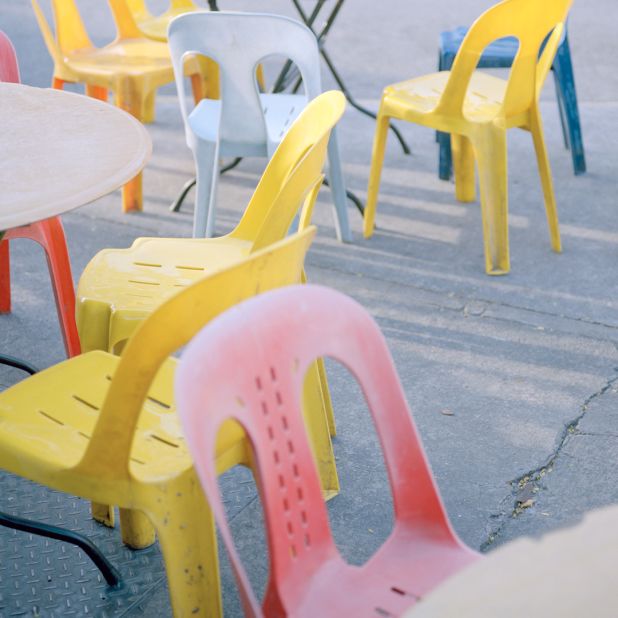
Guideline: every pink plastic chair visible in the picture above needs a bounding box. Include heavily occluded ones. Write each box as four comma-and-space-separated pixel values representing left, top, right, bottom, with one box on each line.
0, 30, 80, 357
177, 284, 479, 617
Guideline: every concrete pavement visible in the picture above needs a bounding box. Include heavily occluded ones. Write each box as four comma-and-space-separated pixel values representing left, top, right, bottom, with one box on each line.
1, 0, 618, 615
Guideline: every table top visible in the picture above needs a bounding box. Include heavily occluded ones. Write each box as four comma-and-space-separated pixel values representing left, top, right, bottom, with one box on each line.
404, 504, 618, 617
0, 83, 151, 230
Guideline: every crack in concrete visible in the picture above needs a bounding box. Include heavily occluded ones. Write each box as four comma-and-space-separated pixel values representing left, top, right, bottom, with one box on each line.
480, 371, 618, 552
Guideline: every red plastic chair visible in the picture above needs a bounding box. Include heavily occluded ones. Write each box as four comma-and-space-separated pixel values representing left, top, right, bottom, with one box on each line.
177, 284, 480, 617
0, 31, 80, 357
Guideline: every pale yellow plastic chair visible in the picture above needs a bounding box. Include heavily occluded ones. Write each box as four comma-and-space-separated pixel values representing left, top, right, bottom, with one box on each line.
122, 0, 220, 102
31, 0, 210, 212
76, 91, 345, 548
364, 0, 573, 275
126, 0, 198, 42
0, 228, 327, 618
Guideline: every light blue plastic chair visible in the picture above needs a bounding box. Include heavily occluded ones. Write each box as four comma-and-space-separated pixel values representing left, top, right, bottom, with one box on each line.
168, 11, 352, 241
437, 25, 585, 179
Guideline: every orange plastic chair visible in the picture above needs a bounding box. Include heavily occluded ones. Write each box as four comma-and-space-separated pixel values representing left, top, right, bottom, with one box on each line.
31, 0, 209, 212
0, 30, 80, 358
177, 284, 480, 617
364, 0, 573, 275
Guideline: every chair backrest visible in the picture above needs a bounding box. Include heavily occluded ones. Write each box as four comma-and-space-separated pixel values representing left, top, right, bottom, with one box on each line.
73, 228, 316, 484
0, 31, 20, 83
436, 0, 573, 119
176, 285, 459, 616
31, 0, 72, 67
168, 11, 322, 151
231, 90, 345, 250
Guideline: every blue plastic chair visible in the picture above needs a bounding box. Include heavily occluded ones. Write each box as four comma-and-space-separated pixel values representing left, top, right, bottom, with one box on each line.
437, 25, 586, 179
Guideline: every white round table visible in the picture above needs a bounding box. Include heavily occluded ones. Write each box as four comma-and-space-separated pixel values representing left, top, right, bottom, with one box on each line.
404, 504, 618, 617
0, 82, 151, 231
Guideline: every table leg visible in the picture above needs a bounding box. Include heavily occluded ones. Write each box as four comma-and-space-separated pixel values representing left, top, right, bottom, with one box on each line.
0, 511, 121, 587
290, 0, 411, 155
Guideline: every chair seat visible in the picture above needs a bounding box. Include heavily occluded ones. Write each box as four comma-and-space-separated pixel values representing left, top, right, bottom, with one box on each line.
0, 350, 246, 482
68, 39, 174, 80
189, 93, 306, 157
76, 236, 252, 351
384, 71, 508, 126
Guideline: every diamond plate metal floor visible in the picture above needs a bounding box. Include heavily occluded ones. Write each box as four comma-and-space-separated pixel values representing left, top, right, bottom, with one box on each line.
0, 467, 258, 618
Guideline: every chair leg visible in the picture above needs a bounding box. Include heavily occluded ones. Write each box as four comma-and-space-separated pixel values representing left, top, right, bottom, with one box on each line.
552, 38, 586, 175
148, 471, 223, 618
451, 134, 476, 203
141, 90, 156, 124
438, 131, 453, 181
0, 241, 11, 314
31, 218, 81, 357
3, 219, 80, 357
92, 502, 115, 528
192, 140, 220, 238
115, 82, 144, 213
302, 361, 340, 501
85, 85, 108, 102
190, 55, 220, 104
317, 357, 336, 437
326, 128, 352, 243
529, 104, 562, 254
363, 107, 391, 238
119, 508, 156, 549
472, 127, 510, 275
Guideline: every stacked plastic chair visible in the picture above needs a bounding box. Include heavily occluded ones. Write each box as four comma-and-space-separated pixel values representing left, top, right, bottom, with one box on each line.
177, 285, 479, 617
31, 0, 208, 212
0, 30, 80, 357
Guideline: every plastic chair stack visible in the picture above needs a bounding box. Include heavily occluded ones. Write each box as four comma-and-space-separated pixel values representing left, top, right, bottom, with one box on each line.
0, 30, 80, 358
177, 284, 479, 617
168, 11, 352, 240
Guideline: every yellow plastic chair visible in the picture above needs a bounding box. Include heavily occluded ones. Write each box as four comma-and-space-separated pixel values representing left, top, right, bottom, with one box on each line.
0, 228, 331, 618
76, 91, 345, 354
31, 0, 210, 212
363, 0, 573, 275
77, 90, 344, 547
